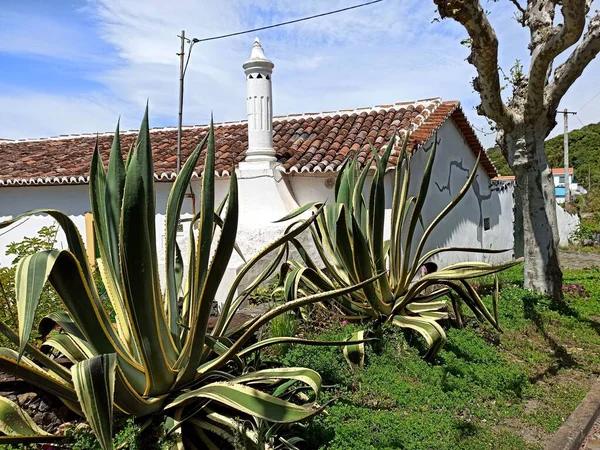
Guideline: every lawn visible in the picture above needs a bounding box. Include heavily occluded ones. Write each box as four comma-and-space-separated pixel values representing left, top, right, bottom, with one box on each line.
272, 265, 600, 450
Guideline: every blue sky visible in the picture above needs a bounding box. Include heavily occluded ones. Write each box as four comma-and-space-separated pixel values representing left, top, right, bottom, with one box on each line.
1, 0, 599, 148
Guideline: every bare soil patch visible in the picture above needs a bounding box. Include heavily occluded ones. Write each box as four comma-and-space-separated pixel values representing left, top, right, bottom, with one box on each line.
560, 250, 600, 269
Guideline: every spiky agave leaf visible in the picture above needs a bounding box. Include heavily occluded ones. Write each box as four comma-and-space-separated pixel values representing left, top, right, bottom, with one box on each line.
0, 107, 383, 447
281, 130, 521, 363
0, 396, 50, 437
71, 354, 117, 450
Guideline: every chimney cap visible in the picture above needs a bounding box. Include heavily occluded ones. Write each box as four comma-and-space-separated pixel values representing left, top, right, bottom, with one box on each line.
243, 37, 274, 72
249, 37, 268, 61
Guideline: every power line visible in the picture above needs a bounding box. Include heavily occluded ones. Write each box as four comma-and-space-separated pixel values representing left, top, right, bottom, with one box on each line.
191, 0, 384, 43
574, 114, 586, 129
577, 89, 600, 113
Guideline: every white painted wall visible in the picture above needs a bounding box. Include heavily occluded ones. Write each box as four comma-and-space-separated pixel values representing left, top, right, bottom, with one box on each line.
0, 178, 230, 270
0, 120, 516, 306
393, 121, 514, 267
287, 174, 336, 206
556, 204, 580, 247
286, 121, 515, 268
553, 173, 574, 187
0, 184, 86, 265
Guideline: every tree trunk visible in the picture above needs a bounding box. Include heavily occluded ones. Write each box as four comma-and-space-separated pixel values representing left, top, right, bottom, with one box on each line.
502, 126, 563, 302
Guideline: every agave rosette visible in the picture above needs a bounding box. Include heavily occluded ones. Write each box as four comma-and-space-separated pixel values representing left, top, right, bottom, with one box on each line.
0, 108, 380, 449
280, 131, 520, 363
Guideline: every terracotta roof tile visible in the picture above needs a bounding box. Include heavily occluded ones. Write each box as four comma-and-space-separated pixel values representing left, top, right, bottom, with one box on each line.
0, 99, 497, 186
551, 168, 573, 175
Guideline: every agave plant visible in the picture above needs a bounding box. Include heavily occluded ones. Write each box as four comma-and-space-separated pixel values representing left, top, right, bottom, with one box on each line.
281, 132, 520, 363
0, 109, 379, 449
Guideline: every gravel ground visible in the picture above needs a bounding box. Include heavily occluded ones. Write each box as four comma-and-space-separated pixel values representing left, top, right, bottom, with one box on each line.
560, 250, 600, 269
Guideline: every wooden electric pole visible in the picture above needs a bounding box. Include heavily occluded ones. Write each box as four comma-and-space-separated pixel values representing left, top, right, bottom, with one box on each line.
176, 31, 200, 174
563, 109, 577, 203
177, 30, 186, 174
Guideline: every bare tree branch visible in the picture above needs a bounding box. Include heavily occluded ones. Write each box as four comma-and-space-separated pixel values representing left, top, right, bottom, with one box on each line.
509, 0, 526, 15
508, 0, 528, 25
545, 12, 600, 111
434, 0, 514, 128
525, 0, 587, 117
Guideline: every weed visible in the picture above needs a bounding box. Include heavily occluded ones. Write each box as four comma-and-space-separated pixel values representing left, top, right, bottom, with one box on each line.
268, 312, 298, 356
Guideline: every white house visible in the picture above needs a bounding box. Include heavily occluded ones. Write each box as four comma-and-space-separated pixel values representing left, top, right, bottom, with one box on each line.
552, 167, 587, 203
0, 39, 515, 304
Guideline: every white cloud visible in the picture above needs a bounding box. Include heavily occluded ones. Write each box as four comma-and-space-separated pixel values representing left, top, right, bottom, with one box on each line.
0, 91, 139, 140
1, 0, 600, 150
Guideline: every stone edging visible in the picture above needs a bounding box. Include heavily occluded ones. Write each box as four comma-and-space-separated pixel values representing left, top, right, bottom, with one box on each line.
545, 377, 600, 450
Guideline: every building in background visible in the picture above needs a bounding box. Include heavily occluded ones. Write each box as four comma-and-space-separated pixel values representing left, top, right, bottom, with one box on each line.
0, 39, 516, 304
553, 167, 587, 203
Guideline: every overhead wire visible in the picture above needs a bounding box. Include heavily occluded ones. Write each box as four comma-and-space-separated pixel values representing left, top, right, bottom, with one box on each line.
577, 89, 600, 113
190, 1, 384, 43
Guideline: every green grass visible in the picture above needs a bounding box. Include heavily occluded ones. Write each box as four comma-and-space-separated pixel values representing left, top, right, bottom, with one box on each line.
274, 265, 600, 449
267, 311, 299, 356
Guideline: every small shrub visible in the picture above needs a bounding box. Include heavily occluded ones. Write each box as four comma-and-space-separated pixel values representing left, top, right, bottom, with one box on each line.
0, 225, 61, 348
268, 312, 298, 355
570, 220, 600, 245
247, 277, 281, 305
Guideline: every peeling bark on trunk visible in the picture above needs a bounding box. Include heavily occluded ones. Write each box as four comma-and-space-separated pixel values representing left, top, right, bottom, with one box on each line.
503, 127, 563, 301
434, 0, 600, 300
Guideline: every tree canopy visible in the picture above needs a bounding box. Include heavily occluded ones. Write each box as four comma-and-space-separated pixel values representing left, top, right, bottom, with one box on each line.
486, 147, 512, 176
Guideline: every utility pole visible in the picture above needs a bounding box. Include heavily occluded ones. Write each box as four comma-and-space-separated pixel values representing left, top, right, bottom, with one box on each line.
563, 109, 577, 203
177, 30, 186, 174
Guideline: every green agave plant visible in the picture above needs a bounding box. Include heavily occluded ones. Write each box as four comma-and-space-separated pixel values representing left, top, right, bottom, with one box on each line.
0, 108, 379, 449
281, 132, 520, 363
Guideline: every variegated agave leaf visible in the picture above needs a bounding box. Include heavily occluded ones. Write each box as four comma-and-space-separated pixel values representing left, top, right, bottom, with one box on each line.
0, 396, 50, 437
0, 108, 380, 449
282, 130, 521, 363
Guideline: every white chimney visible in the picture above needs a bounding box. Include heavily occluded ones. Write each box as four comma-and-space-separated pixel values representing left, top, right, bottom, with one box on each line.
242, 38, 275, 162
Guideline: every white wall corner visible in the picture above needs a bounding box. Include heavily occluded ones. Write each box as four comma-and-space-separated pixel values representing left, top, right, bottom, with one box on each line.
236, 162, 300, 224
214, 263, 243, 308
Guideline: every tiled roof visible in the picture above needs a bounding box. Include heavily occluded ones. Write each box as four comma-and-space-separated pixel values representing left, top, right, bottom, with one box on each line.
0, 98, 497, 187
552, 168, 573, 175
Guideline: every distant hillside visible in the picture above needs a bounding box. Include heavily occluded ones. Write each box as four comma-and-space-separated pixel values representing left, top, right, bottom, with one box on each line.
486, 147, 511, 176
486, 121, 600, 189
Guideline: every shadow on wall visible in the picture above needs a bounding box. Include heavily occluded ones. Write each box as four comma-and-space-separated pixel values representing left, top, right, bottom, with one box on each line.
420, 165, 510, 266
381, 135, 513, 267
433, 160, 496, 246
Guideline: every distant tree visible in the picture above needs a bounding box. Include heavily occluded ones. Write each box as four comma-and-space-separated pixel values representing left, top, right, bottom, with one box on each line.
486, 147, 513, 176
0, 225, 60, 347
434, 0, 600, 301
